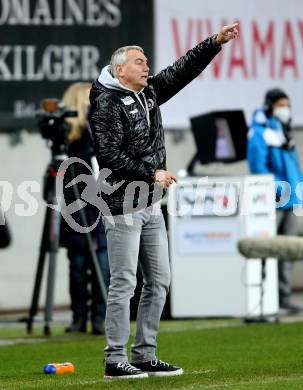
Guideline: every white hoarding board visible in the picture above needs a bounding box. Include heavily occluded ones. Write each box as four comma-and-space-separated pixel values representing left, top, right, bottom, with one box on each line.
155, 0, 303, 127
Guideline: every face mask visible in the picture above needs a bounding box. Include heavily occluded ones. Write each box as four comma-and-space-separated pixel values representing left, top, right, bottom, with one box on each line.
273, 106, 291, 124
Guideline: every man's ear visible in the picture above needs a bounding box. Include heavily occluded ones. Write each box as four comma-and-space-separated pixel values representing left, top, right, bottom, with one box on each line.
116, 64, 124, 78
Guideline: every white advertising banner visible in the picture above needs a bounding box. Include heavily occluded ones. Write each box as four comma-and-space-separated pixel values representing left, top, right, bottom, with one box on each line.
154, 0, 303, 127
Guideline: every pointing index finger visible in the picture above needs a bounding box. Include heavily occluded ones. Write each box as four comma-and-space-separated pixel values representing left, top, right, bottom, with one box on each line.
223, 23, 239, 31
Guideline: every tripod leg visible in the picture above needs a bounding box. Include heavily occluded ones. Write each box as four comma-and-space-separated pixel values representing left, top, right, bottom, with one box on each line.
43, 207, 61, 336
44, 251, 57, 335
27, 208, 51, 334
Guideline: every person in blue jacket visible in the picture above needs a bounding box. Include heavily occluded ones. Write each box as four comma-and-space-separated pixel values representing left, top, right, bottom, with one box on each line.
247, 88, 303, 312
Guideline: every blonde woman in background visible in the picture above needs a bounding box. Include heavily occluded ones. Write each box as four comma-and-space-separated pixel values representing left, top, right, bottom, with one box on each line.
60, 82, 110, 335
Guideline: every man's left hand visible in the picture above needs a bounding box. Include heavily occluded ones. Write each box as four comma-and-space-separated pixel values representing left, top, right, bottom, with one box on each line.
215, 23, 239, 45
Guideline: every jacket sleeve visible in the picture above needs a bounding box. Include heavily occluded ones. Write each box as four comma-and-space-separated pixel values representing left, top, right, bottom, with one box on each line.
149, 37, 221, 106
247, 125, 271, 174
89, 97, 156, 181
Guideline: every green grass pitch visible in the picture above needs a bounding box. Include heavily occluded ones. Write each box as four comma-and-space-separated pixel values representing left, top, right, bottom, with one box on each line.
1, 319, 303, 389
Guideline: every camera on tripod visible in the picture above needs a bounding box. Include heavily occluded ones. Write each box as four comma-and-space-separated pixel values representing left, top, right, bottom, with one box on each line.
36, 99, 78, 202
36, 98, 77, 154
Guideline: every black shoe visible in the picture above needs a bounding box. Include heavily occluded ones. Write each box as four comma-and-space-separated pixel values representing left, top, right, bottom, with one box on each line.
132, 359, 183, 377
92, 322, 105, 335
104, 362, 148, 379
65, 320, 87, 333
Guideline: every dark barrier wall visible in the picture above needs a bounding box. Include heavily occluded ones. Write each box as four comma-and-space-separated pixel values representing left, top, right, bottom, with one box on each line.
0, 0, 154, 130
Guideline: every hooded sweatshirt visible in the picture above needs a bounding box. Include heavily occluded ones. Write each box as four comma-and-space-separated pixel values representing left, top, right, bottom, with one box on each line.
247, 108, 303, 210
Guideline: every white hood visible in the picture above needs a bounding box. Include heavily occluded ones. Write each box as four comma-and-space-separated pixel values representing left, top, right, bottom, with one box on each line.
98, 65, 138, 93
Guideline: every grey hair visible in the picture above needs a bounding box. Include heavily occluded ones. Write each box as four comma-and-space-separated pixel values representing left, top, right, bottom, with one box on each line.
110, 45, 144, 78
